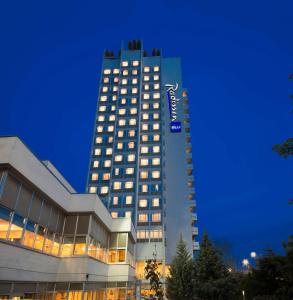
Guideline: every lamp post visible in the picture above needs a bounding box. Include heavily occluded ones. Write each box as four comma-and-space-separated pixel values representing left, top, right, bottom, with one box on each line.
242, 290, 246, 300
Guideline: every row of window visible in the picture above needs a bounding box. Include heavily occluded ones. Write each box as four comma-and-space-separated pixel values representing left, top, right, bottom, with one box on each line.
103, 74, 160, 83
101, 83, 160, 92
103, 65, 159, 74
137, 229, 163, 239
111, 196, 160, 207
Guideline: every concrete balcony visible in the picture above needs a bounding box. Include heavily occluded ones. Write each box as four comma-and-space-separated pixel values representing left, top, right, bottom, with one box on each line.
192, 227, 199, 236
193, 241, 200, 251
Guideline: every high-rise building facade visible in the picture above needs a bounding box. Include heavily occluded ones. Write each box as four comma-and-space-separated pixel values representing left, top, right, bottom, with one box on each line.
86, 41, 199, 283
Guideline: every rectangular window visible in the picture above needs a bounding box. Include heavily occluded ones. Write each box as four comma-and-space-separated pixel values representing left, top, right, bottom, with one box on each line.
103, 173, 110, 180
141, 146, 149, 154
144, 75, 150, 81
95, 137, 103, 144
142, 103, 149, 110
152, 198, 160, 207
128, 130, 135, 137
96, 126, 103, 133
104, 160, 111, 167
115, 155, 123, 162
132, 78, 138, 84
153, 123, 160, 131
132, 69, 138, 75
153, 66, 160, 72
100, 186, 109, 194
152, 171, 160, 179
153, 113, 159, 120
122, 61, 128, 67
119, 119, 126, 126
125, 168, 134, 175
139, 199, 148, 208
125, 181, 134, 189
103, 78, 109, 84
100, 95, 107, 102
152, 213, 161, 222
120, 88, 127, 95
153, 146, 160, 153
91, 173, 98, 181
113, 68, 120, 74
132, 88, 138, 94
118, 130, 124, 138
108, 125, 114, 132
152, 158, 160, 165
89, 186, 97, 193
142, 185, 148, 193
93, 160, 99, 168
131, 97, 137, 104
119, 108, 126, 115
109, 115, 115, 121
140, 158, 149, 166
94, 148, 101, 156
143, 93, 150, 100
144, 84, 149, 91
132, 60, 139, 66
141, 135, 149, 142
154, 83, 160, 90
104, 69, 111, 75
153, 134, 160, 142
106, 148, 113, 155
113, 197, 119, 205
153, 93, 160, 99
143, 66, 150, 73
122, 79, 128, 85
140, 171, 148, 179
142, 124, 148, 131
117, 142, 123, 150
130, 108, 137, 115
129, 118, 136, 126
154, 75, 159, 81
128, 141, 135, 149
142, 113, 149, 120
125, 211, 132, 218
102, 87, 108, 93
125, 196, 132, 205
122, 70, 128, 76
111, 212, 118, 219
138, 214, 148, 222
128, 154, 135, 162
113, 182, 122, 190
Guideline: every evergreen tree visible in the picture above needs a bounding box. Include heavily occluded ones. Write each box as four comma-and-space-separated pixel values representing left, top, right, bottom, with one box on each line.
166, 235, 194, 300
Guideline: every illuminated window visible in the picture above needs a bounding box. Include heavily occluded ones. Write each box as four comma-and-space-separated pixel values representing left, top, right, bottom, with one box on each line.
130, 108, 137, 115
142, 103, 149, 110
142, 185, 148, 193
103, 78, 109, 84
117, 142, 123, 150
153, 146, 160, 153
138, 214, 148, 222
141, 135, 148, 142
115, 155, 123, 162
104, 69, 111, 75
140, 171, 148, 179
153, 123, 160, 130
111, 105, 116, 111
89, 186, 97, 193
142, 113, 149, 120
91, 173, 98, 181
112, 95, 117, 101
132, 69, 138, 75
153, 93, 160, 99
142, 124, 148, 131
100, 95, 107, 102
140, 158, 149, 166
125, 196, 133, 205
122, 79, 128, 85
128, 154, 135, 162
119, 119, 126, 126
153, 103, 159, 109
121, 98, 127, 105
113, 182, 122, 190
153, 113, 159, 120
139, 199, 148, 208
154, 75, 159, 81
122, 70, 128, 76
97, 126, 103, 133
144, 75, 150, 81
152, 171, 160, 179
150, 230, 162, 239
132, 60, 139, 66
153, 134, 160, 141
122, 61, 128, 67
104, 160, 111, 167
103, 173, 110, 180
100, 186, 109, 194
126, 168, 134, 175
141, 146, 149, 154
95, 137, 103, 144
113, 86, 118, 92
152, 213, 161, 222
132, 78, 138, 84
119, 108, 126, 115
152, 158, 160, 165
143, 93, 150, 100
132, 87, 138, 94
109, 115, 115, 121
125, 181, 134, 189
99, 105, 106, 112
102, 86, 108, 93
94, 148, 101, 156
111, 212, 118, 219
125, 211, 132, 219
137, 230, 149, 239
106, 148, 113, 155
129, 118, 136, 126
108, 125, 114, 132
154, 66, 160, 72
108, 136, 113, 143
144, 84, 149, 91
113, 68, 120, 74
120, 88, 127, 95
128, 130, 135, 137
98, 115, 105, 122
114, 168, 120, 176
144, 66, 150, 73
131, 97, 137, 104
113, 197, 119, 205
128, 141, 135, 149
152, 198, 160, 207
93, 160, 99, 168
114, 77, 119, 83
154, 83, 160, 90
118, 130, 124, 138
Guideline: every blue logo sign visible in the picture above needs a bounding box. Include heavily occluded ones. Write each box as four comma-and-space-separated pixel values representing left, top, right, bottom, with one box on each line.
170, 121, 181, 133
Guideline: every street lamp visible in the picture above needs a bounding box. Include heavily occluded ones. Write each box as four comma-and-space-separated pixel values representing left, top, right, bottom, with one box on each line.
242, 290, 246, 300
242, 258, 249, 267
250, 251, 257, 258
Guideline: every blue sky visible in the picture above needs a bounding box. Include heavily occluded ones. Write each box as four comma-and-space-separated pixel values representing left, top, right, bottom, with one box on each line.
1, 0, 292, 263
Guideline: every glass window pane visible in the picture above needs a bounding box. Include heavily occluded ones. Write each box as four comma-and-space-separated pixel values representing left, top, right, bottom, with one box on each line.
74, 236, 87, 255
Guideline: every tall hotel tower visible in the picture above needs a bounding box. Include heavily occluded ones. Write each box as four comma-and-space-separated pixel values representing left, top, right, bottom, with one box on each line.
87, 40, 198, 280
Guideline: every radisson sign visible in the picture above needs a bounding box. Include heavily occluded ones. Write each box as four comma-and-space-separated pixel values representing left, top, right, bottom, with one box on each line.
165, 83, 181, 133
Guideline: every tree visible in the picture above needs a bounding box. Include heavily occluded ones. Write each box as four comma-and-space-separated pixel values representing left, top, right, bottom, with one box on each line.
144, 252, 164, 300
166, 235, 194, 300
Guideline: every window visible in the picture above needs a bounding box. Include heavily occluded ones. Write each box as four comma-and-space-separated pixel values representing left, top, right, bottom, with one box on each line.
132, 60, 139, 66
129, 118, 136, 126
153, 93, 160, 99
118, 130, 124, 138
97, 126, 103, 133
102, 86, 108, 93
138, 214, 148, 222
142, 103, 149, 110
114, 168, 120, 176
125, 168, 134, 175
113, 86, 118, 92
125, 196, 132, 205
112, 95, 117, 101
128, 154, 135, 162
154, 75, 159, 81
122, 69, 128, 76
137, 230, 149, 239
132, 78, 138, 84
95, 137, 103, 144
113, 197, 119, 205
140, 158, 149, 166
111, 105, 116, 111
130, 108, 137, 115
108, 125, 114, 132
122, 79, 128, 85
115, 155, 123, 162
153, 134, 160, 142
153, 123, 160, 130
152, 171, 160, 179
132, 87, 138, 94
94, 148, 101, 156
139, 199, 148, 208
98, 115, 105, 122
153, 146, 160, 153
144, 66, 150, 73
111, 212, 118, 219
93, 160, 99, 168
153, 113, 159, 120
143, 93, 150, 100
144, 75, 150, 81
142, 124, 148, 131
154, 83, 160, 90
119, 119, 126, 126
128, 141, 135, 149
152, 198, 160, 207
144, 84, 149, 90
108, 136, 114, 143
142, 113, 149, 120
120, 98, 127, 105
152, 213, 161, 222
153, 103, 160, 109
119, 108, 126, 115
125, 181, 134, 189
117, 142, 123, 150
141, 146, 149, 154
113, 68, 120, 74
150, 230, 162, 239
99, 105, 106, 112
109, 115, 115, 121
125, 211, 132, 218
103, 173, 110, 180
106, 148, 113, 155
152, 158, 160, 166
113, 182, 122, 190
140, 171, 148, 179
132, 69, 138, 75
100, 95, 107, 102
91, 173, 98, 181
100, 186, 109, 194
128, 130, 135, 137
154, 66, 160, 72
141, 135, 149, 142
104, 69, 111, 74
142, 185, 148, 193
120, 88, 127, 95
131, 97, 137, 104
122, 61, 129, 67
114, 77, 119, 83
103, 78, 109, 84
104, 160, 111, 167
89, 186, 97, 193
